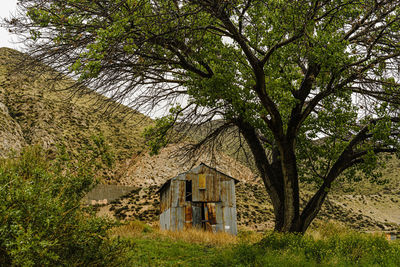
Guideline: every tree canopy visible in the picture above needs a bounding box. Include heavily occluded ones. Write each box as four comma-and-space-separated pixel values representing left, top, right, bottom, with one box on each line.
6, 0, 400, 233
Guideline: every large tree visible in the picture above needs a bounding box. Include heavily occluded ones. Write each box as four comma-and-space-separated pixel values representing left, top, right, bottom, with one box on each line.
6, 0, 400, 233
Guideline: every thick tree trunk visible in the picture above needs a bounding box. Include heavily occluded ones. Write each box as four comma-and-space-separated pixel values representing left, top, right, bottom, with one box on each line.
280, 142, 300, 232
271, 185, 327, 234
236, 118, 329, 234
258, 149, 328, 234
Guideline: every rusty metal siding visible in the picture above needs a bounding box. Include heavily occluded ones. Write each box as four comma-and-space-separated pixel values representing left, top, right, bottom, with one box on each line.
159, 164, 238, 235
191, 172, 221, 202
185, 204, 193, 229
220, 180, 235, 207
160, 208, 171, 230
178, 180, 186, 206
170, 179, 186, 207
215, 202, 224, 232
177, 207, 184, 230
206, 203, 217, 232
169, 179, 186, 207
207, 203, 217, 225
192, 202, 202, 228
160, 186, 171, 213
207, 173, 221, 202
170, 180, 179, 208
190, 173, 200, 202
170, 207, 185, 230
198, 173, 206, 189
222, 206, 238, 235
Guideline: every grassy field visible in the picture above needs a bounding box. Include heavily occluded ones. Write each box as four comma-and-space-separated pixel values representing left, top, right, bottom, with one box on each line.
112, 221, 400, 267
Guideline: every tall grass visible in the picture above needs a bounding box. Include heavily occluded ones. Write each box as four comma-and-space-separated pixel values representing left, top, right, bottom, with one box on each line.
112, 221, 400, 267
112, 220, 238, 247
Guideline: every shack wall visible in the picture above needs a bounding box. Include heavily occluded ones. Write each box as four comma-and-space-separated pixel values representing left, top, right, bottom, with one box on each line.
159, 164, 238, 235
160, 185, 171, 213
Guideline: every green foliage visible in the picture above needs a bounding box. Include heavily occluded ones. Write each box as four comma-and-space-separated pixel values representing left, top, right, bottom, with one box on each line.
211, 232, 400, 267
0, 145, 126, 266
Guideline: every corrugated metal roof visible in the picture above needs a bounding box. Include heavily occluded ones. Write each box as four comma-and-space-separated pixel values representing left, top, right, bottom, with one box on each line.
157, 162, 240, 194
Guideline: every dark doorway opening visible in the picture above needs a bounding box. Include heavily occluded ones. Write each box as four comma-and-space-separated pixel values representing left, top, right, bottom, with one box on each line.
191, 202, 217, 231
185, 180, 192, 201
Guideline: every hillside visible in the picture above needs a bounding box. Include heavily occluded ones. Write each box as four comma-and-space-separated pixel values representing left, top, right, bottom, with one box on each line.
1, 47, 399, 233
0, 47, 152, 161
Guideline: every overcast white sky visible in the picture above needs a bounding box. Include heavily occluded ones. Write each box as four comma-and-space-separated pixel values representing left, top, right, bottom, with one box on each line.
0, 0, 20, 49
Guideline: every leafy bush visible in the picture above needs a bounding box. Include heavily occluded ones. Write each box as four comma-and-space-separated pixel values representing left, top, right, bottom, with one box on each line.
0, 145, 126, 266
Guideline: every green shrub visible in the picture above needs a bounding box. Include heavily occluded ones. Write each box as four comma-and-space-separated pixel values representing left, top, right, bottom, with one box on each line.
0, 145, 126, 266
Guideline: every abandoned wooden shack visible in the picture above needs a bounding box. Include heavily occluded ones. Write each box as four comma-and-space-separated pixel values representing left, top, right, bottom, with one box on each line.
158, 163, 239, 235
384, 232, 398, 241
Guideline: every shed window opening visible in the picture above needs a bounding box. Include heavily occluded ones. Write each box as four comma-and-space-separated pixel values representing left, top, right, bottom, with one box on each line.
198, 174, 206, 189
185, 180, 192, 201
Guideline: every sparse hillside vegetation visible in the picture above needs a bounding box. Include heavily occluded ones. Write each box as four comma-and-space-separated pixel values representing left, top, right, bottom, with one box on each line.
0, 47, 152, 162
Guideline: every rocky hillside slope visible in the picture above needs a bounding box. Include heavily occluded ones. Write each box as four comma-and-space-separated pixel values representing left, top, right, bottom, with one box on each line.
0, 48, 152, 162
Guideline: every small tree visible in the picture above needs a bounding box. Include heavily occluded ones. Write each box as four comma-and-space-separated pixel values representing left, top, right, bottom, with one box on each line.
6, 0, 400, 233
